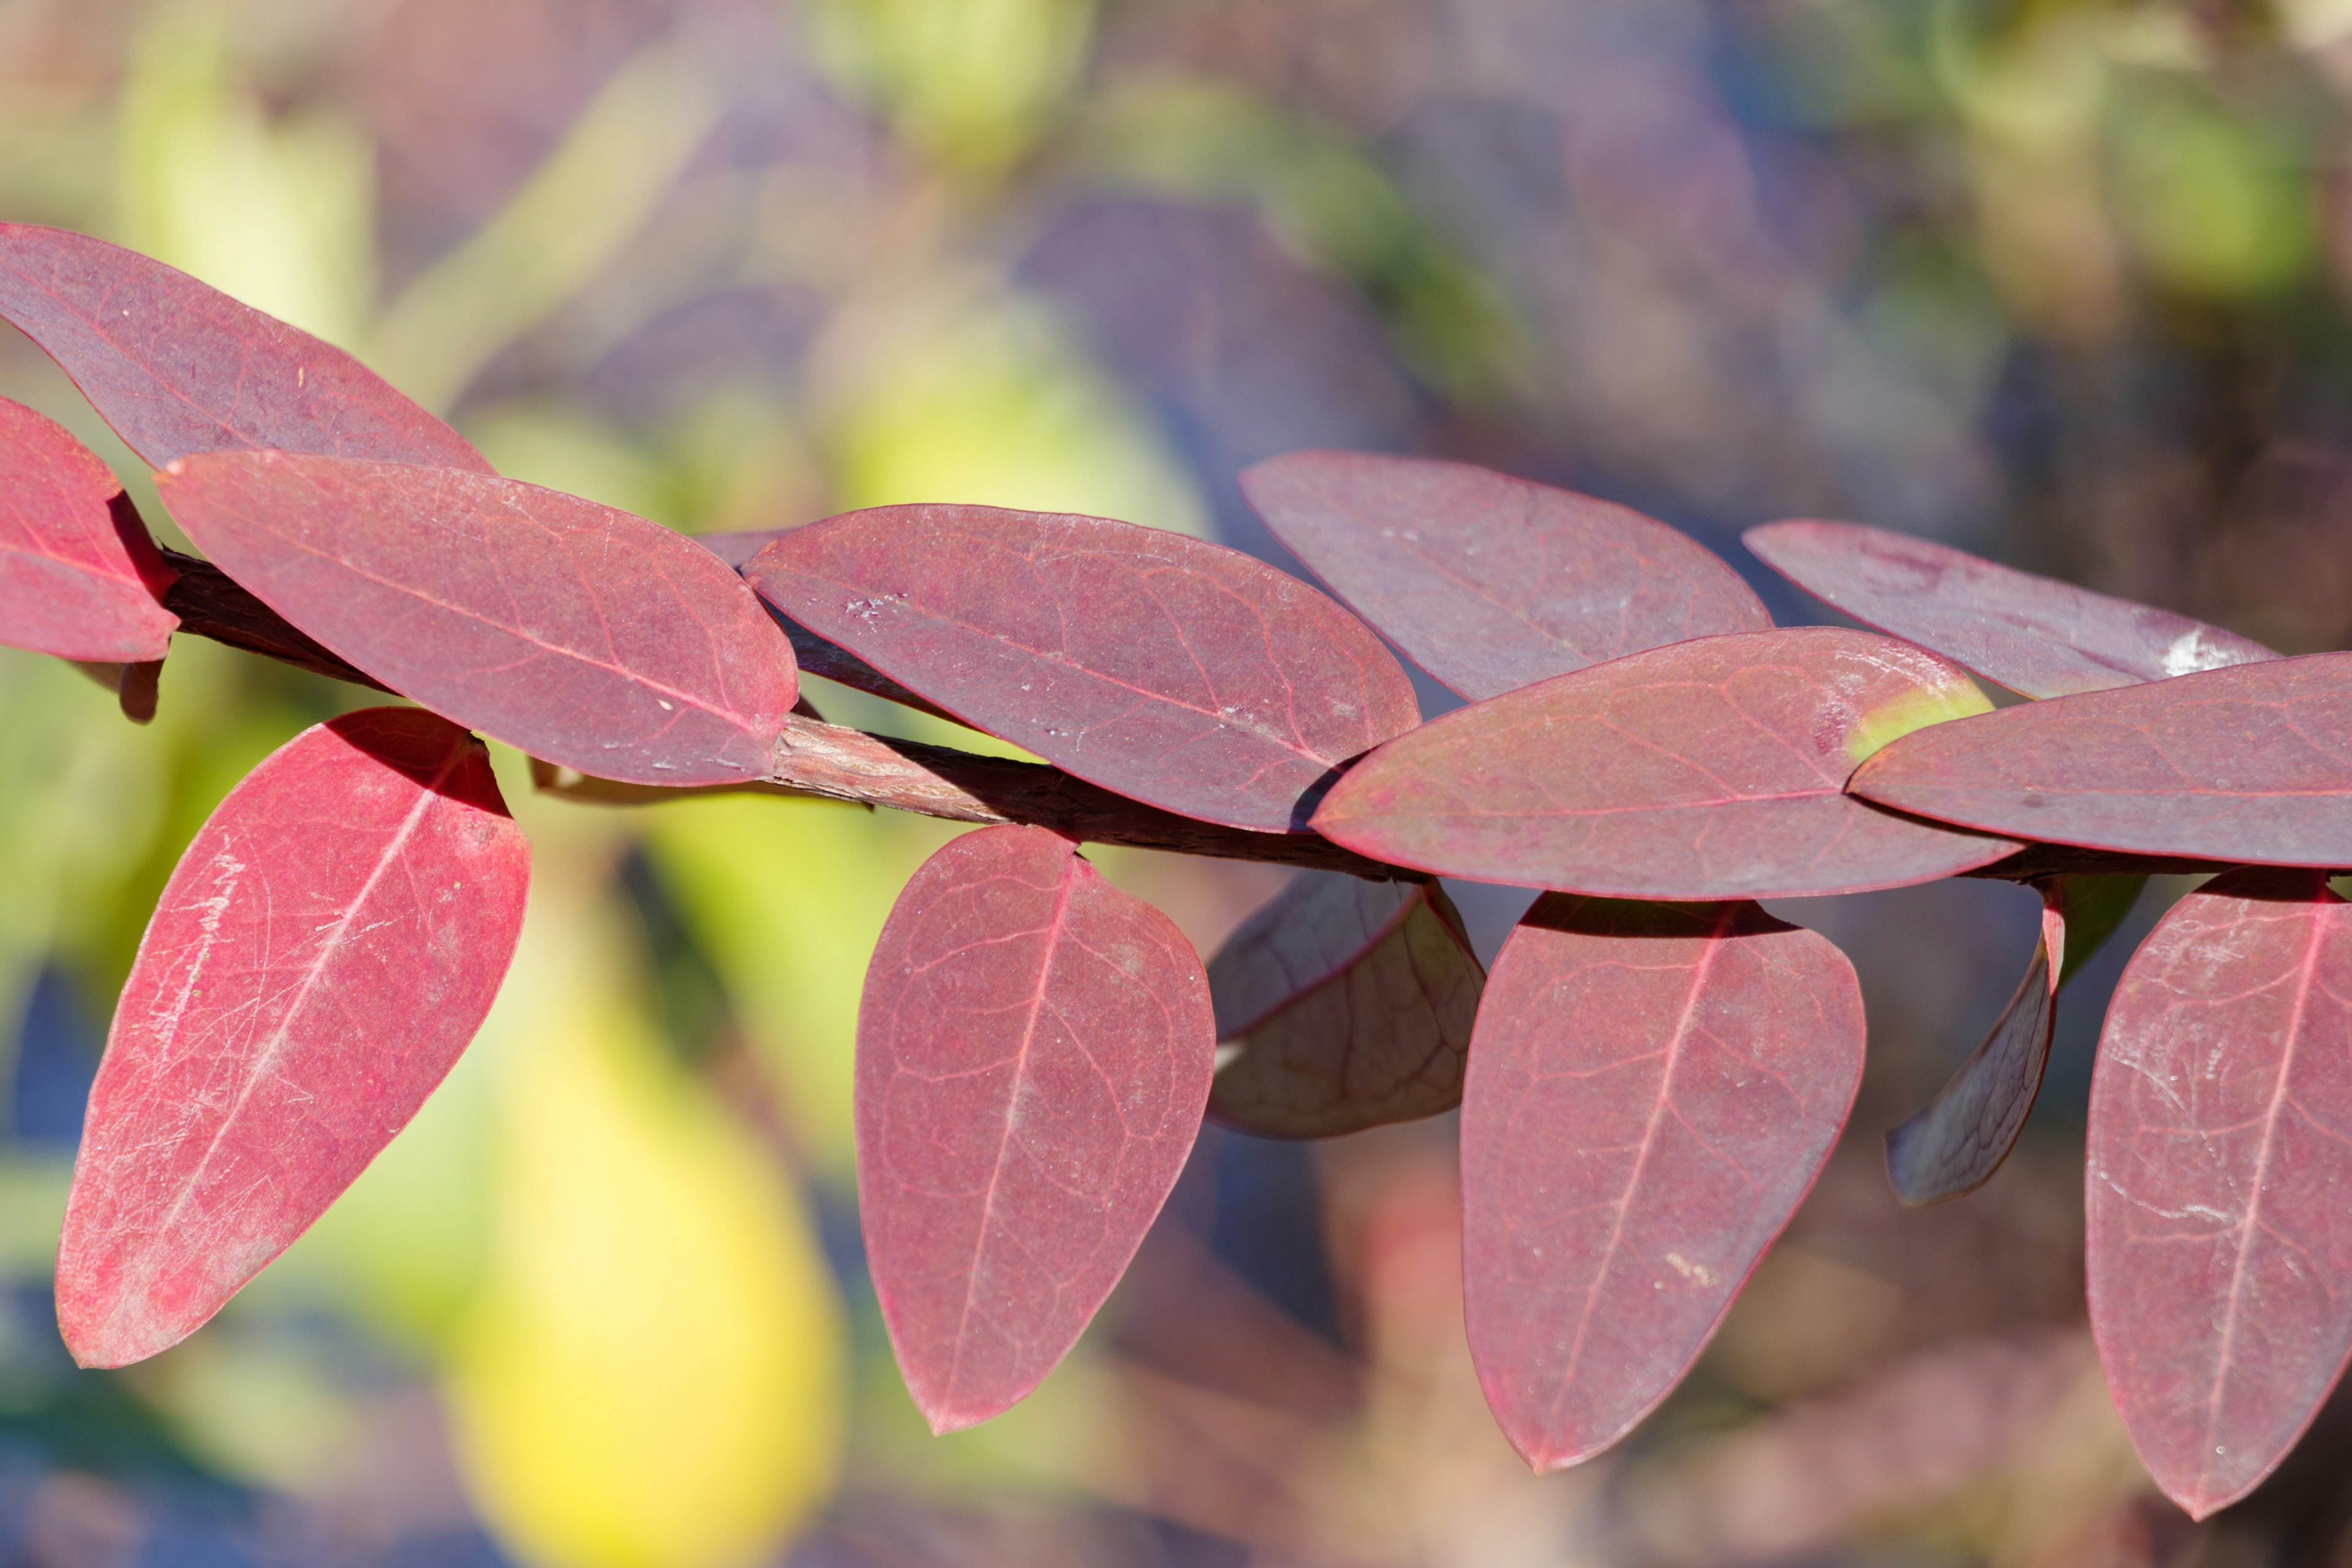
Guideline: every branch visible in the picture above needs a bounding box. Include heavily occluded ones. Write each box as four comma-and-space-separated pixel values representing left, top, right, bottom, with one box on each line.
159, 548, 392, 692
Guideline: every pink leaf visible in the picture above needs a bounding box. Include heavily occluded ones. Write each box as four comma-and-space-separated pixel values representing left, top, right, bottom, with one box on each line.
1746, 519, 2274, 699
744, 504, 1421, 832
1885, 874, 2145, 1207
858, 824, 1216, 1431
155, 451, 797, 786
0, 394, 176, 662
1242, 451, 1771, 699
1312, 627, 2021, 900
1849, 653, 2352, 866
56, 707, 529, 1366
0, 224, 486, 472
1206, 872, 1483, 1138
1463, 895, 1864, 1469
2088, 869, 2352, 1518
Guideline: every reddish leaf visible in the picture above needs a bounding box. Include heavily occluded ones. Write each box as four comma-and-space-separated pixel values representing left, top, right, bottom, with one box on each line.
1882, 875, 2141, 1207
1463, 895, 1864, 1469
1241, 451, 1772, 700
56, 707, 529, 1367
0, 395, 176, 662
0, 224, 486, 471
155, 451, 798, 786
2087, 869, 2352, 1518
1746, 519, 2274, 699
858, 824, 1216, 1431
1849, 654, 2352, 867
696, 527, 784, 570
744, 504, 1420, 832
1205, 872, 1483, 1138
1312, 627, 2020, 900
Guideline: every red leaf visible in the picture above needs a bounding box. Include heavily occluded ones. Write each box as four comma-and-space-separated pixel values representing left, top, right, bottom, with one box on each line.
56, 707, 529, 1367
155, 451, 798, 786
1746, 519, 2274, 699
1463, 895, 1864, 1469
1206, 872, 1483, 1138
744, 505, 1421, 832
2087, 869, 2352, 1518
1885, 874, 2146, 1208
1849, 654, 2352, 866
0, 395, 176, 662
1312, 627, 2020, 900
858, 824, 1216, 1431
1242, 451, 1771, 699
0, 224, 486, 472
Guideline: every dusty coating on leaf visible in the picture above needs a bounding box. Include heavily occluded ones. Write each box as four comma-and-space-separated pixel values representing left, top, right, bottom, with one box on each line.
1240, 451, 1771, 701
155, 451, 798, 786
1205, 872, 1483, 1139
1312, 626, 2021, 900
1745, 519, 2275, 699
1849, 651, 2352, 866
744, 503, 1420, 833
0, 394, 177, 662
0, 223, 488, 472
2088, 868, 2352, 1520
56, 707, 529, 1368
1461, 896, 1864, 1470
856, 824, 1216, 1432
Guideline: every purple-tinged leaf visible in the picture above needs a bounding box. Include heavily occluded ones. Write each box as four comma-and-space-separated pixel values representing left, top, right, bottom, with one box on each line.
56, 707, 529, 1367
1463, 895, 1864, 1469
1883, 874, 2143, 1207
1745, 519, 2274, 699
1242, 451, 1772, 701
1312, 627, 2021, 900
0, 395, 176, 662
744, 504, 1421, 832
858, 824, 1216, 1431
155, 451, 798, 786
696, 528, 785, 570
1206, 872, 1483, 1139
0, 225, 486, 472
1849, 654, 2352, 867
2087, 869, 2352, 1519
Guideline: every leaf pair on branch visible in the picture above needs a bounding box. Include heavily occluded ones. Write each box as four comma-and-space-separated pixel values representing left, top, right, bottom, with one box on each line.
7, 222, 2352, 1523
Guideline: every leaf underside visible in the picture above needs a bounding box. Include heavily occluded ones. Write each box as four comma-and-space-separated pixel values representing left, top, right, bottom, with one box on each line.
1207, 872, 1484, 1139
56, 708, 529, 1368
2089, 868, 2352, 1519
1462, 895, 1864, 1470
1314, 626, 2021, 899
1850, 652, 2352, 867
156, 451, 799, 786
1242, 450, 1771, 701
0, 394, 176, 662
1744, 518, 2275, 700
0, 223, 486, 472
745, 503, 1421, 832
857, 824, 1217, 1432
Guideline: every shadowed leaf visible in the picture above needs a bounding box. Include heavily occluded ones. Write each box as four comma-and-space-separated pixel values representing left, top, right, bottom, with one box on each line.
858, 824, 1216, 1431
0, 395, 176, 662
1849, 654, 2352, 866
156, 451, 798, 786
0, 224, 486, 471
56, 708, 530, 1368
1883, 875, 2143, 1207
1206, 872, 1483, 1138
1313, 627, 2020, 899
2088, 869, 2352, 1518
1463, 895, 1864, 1469
744, 504, 1420, 832
1746, 519, 2274, 699
1241, 451, 1771, 700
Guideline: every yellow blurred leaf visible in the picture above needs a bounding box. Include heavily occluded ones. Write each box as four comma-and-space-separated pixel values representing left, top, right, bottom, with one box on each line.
448, 896, 845, 1568
804, 0, 1095, 171
2114, 91, 2314, 298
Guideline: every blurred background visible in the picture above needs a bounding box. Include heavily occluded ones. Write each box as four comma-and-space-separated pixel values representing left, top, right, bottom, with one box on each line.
3, 0, 2350, 1562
